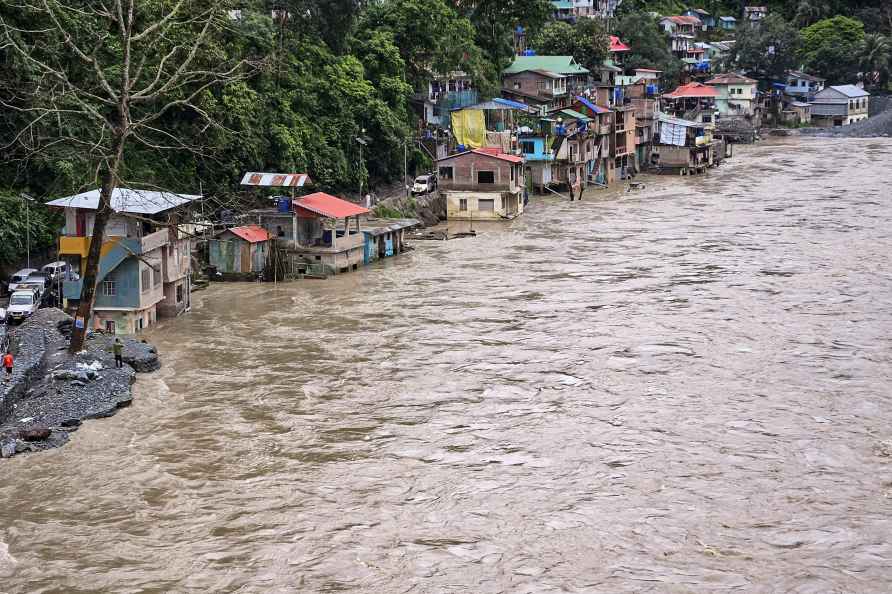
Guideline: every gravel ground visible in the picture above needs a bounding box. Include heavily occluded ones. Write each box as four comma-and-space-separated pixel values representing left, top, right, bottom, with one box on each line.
0, 309, 160, 459
802, 103, 892, 138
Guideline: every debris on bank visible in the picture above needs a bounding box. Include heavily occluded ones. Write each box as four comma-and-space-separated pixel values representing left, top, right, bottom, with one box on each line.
0, 309, 159, 459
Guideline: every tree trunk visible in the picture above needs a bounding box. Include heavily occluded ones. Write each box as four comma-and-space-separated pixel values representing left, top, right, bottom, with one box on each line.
68, 127, 126, 353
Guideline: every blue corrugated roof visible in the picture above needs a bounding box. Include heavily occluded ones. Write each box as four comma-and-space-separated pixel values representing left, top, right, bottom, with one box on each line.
575, 96, 609, 114
493, 97, 535, 112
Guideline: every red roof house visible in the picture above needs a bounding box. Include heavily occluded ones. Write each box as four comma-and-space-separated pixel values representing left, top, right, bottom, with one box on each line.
664, 82, 719, 99
228, 225, 271, 243
294, 192, 370, 219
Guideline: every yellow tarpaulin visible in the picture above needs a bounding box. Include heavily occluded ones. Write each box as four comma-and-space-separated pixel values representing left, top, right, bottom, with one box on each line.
451, 109, 486, 149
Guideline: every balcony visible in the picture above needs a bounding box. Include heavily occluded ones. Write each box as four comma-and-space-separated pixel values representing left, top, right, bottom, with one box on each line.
140, 229, 169, 253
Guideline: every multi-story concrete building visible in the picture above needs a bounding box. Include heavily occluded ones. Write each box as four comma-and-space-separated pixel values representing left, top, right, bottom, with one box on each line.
46, 188, 197, 334
438, 149, 525, 220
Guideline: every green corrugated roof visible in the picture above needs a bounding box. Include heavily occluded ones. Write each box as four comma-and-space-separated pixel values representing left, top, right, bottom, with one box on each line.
559, 109, 592, 122
504, 56, 590, 76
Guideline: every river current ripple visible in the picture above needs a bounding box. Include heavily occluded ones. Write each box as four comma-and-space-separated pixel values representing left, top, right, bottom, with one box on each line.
2, 137, 892, 593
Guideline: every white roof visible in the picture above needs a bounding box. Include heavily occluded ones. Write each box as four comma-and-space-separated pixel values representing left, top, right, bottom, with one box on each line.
46, 188, 198, 214
828, 85, 869, 98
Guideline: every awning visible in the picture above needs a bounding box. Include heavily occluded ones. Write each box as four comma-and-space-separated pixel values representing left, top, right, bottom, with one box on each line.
241, 172, 310, 187
575, 96, 610, 114
493, 97, 537, 112
559, 109, 592, 123
294, 192, 370, 219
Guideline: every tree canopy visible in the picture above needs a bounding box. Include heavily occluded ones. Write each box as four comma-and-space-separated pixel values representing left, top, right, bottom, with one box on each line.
733, 14, 802, 80
800, 16, 866, 83
531, 19, 609, 73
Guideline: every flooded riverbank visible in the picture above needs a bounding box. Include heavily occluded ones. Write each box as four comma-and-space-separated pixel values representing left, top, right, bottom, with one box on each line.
2, 137, 891, 593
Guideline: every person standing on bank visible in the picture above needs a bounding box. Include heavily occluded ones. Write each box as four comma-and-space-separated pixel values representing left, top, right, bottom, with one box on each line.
3, 350, 13, 382
113, 338, 124, 369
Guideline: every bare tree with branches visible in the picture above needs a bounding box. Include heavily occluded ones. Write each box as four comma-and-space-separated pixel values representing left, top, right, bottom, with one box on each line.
0, 0, 258, 352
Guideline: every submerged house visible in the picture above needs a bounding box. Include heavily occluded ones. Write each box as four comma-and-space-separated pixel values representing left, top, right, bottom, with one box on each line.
438, 148, 525, 220
362, 219, 421, 264
209, 225, 271, 277
46, 188, 197, 334
652, 113, 719, 174
283, 192, 371, 275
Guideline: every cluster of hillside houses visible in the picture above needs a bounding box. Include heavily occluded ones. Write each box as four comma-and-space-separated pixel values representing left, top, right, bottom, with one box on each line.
415, 3, 872, 220
39, 3, 872, 336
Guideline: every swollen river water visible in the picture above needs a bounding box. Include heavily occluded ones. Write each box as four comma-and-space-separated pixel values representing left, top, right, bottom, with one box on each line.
2, 137, 892, 593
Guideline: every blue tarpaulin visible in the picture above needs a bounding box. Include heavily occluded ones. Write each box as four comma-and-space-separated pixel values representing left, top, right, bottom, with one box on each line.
575, 96, 609, 114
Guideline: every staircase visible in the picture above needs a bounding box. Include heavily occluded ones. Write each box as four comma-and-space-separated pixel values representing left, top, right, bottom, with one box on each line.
63, 238, 140, 300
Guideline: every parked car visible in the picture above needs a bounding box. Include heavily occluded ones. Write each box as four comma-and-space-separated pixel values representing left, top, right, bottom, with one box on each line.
8, 268, 38, 293
6, 290, 40, 324
18, 282, 47, 304
412, 174, 437, 196
42, 261, 72, 282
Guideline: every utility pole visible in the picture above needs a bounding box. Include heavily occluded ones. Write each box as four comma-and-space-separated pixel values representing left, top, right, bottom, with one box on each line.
356, 128, 367, 200
20, 193, 34, 268
404, 138, 408, 198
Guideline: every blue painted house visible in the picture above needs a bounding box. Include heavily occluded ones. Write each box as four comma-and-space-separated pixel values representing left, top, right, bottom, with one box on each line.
684, 8, 714, 29
719, 16, 736, 30
46, 188, 197, 334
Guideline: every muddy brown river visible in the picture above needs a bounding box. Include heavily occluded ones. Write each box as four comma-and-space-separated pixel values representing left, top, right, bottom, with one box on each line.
2, 137, 892, 593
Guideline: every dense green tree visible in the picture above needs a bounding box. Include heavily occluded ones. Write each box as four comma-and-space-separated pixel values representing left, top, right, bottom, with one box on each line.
449, 0, 553, 72
800, 16, 866, 83
0, 195, 59, 269
733, 14, 801, 80
531, 19, 609, 72
360, 0, 491, 92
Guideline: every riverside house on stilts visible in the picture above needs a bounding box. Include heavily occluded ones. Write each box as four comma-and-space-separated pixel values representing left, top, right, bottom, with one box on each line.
279, 192, 370, 275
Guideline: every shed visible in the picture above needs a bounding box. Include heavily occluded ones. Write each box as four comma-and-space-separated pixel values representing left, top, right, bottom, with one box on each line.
210, 225, 271, 275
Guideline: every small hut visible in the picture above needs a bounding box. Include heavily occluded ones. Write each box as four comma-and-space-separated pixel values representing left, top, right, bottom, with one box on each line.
209, 225, 271, 278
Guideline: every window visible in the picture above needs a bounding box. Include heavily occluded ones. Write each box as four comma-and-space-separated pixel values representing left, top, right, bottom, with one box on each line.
103, 281, 116, 297
511, 166, 515, 181
537, 81, 546, 91
513, 81, 521, 90
459, 198, 468, 212
176, 284, 184, 303
277, 225, 285, 238
439, 166, 454, 180
520, 140, 535, 154
478, 199, 495, 212
477, 171, 495, 184
141, 268, 150, 292
153, 266, 161, 287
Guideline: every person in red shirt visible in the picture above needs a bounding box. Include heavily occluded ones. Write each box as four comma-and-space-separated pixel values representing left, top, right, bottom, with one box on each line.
2, 351, 12, 382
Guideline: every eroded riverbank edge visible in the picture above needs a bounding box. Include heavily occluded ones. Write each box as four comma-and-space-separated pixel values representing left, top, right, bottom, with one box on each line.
0, 309, 160, 459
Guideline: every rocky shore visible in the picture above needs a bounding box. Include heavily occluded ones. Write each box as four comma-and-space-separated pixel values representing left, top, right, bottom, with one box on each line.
0, 309, 159, 459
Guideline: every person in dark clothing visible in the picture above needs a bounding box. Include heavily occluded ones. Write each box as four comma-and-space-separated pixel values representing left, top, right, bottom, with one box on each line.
113, 338, 124, 369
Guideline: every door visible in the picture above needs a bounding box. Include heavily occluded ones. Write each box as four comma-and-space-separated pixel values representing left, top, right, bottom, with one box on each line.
76, 211, 87, 236
105, 320, 116, 334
